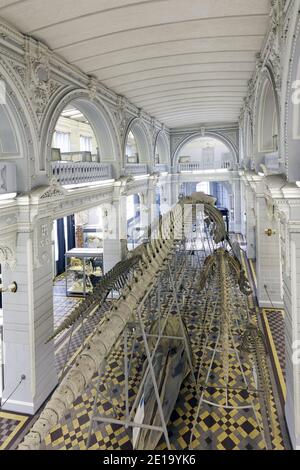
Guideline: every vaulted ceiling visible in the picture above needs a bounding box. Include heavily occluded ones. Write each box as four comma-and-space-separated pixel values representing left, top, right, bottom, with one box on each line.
0, 0, 271, 128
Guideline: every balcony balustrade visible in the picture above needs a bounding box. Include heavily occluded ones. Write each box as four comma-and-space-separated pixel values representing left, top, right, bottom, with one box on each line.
51, 161, 112, 186
124, 164, 149, 176
154, 164, 168, 173
178, 161, 233, 173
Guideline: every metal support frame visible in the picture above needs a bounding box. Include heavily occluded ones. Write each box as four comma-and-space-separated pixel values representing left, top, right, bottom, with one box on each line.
74, 202, 274, 451
188, 256, 273, 450
85, 235, 199, 450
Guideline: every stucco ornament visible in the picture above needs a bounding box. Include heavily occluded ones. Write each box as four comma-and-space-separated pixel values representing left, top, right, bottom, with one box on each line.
24, 38, 60, 120
0, 233, 17, 271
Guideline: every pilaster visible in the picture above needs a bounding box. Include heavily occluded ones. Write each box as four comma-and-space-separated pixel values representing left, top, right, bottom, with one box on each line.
102, 186, 128, 273
242, 177, 256, 259
253, 175, 283, 308
1, 216, 57, 414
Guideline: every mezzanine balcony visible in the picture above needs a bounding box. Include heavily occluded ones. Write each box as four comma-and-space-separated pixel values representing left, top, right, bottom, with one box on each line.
51, 161, 113, 186
178, 161, 233, 173
124, 164, 149, 176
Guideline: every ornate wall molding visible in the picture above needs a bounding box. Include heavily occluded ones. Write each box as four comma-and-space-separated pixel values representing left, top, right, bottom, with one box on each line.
0, 232, 17, 270
0, 17, 168, 187
281, 0, 300, 180
239, 0, 285, 170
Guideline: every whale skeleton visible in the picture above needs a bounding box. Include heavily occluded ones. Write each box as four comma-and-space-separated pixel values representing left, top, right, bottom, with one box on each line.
18, 203, 189, 450
18, 193, 250, 450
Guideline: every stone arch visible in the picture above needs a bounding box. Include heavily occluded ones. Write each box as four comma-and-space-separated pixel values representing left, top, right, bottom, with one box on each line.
255, 69, 279, 153
284, 13, 300, 181
0, 57, 37, 192
253, 66, 280, 171
242, 111, 254, 169
123, 118, 152, 167
154, 130, 170, 164
40, 88, 121, 176
173, 131, 238, 167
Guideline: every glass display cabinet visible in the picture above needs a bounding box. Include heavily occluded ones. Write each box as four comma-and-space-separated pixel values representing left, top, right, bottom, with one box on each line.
65, 248, 103, 297
82, 225, 103, 249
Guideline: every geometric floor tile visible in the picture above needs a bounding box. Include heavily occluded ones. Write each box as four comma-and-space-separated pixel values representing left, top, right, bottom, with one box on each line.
0, 411, 29, 450
261, 309, 286, 407
39, 255, 290, 451
3, 246, 292, 451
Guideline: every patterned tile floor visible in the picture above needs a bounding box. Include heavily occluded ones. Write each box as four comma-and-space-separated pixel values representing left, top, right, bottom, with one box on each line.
0, 275, 84, 450
41, 252, 289, 451
233, 236, 286, 408
0, 412, 29, 450
0, 241, 291, 450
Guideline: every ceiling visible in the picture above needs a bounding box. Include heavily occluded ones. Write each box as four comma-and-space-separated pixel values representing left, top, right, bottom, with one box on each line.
0, 0, 271, 128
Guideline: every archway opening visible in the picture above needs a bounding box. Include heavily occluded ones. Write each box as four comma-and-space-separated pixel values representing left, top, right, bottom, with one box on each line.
125, 131, 139, 164
155, 132, 169, 165
51, 105, 99, 162
256, 75, 280, 173
124, 120, 151, 167
178, 136, 235, 171
258, 79, 278, 153
45, 95, 118, 176
180, 180, 233, 232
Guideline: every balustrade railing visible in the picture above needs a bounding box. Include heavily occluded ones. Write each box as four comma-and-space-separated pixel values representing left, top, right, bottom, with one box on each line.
178, 162, 233, 172
154, 164, 168, 173
124, 164, 149, 175
264, 152, 280, 173
51, 161, 112, 186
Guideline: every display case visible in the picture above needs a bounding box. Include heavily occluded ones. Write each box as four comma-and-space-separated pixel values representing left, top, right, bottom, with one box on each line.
82, 225, 103, 249
65, 248, 103, 297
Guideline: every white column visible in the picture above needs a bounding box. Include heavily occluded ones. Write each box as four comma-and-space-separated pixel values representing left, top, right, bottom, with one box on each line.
1, 221, 57, 414
244, 183, 256, 259
279, 193, 300, 450
255, 194, 283, 308
170, 174, 180, 205
284, 228, 300, 449
140, 179, 158, 239
102, 196, 127, 273
240, 179, 247, 237
233, 180, 242, 233
158, 175, 173, 215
